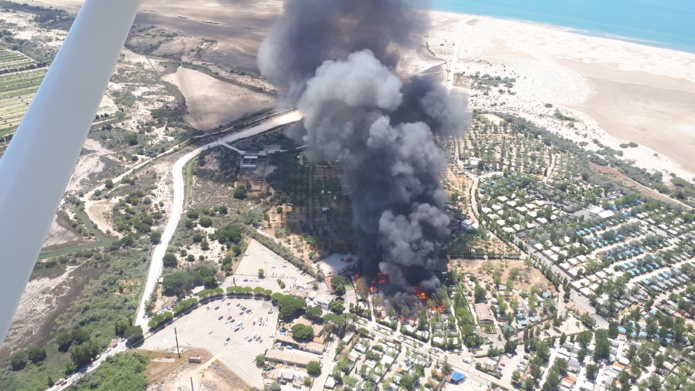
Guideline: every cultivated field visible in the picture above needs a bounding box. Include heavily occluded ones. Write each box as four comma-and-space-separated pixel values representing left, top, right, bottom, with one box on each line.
0, 45, 46, 135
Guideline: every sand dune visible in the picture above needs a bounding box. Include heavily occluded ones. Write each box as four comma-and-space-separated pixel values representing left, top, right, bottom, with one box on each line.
426, 12, 695, 181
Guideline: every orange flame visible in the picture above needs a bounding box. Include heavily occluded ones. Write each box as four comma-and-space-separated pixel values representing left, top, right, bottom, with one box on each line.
413, 286, 428, 300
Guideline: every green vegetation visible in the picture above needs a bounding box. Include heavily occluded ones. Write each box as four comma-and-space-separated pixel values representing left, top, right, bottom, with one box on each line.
553, 109, 577, 122
255, 354, 265, 368
70, 351, 149, 391
273, 293, 307, 320
161, 264, 218, 297
307, 361, 322, 376
0, 66, 46, 135
291, 324, 314, 341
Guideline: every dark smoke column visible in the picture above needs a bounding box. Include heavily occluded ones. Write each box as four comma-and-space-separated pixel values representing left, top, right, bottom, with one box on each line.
258, 0, 469, 291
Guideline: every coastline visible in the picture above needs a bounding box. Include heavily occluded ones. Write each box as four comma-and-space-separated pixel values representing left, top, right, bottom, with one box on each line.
424, 9, 695, 183
9, 0, 695, 186
427, 0, 695, 55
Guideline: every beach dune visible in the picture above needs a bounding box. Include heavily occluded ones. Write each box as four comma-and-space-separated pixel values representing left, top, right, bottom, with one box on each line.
427, 12, 695, 181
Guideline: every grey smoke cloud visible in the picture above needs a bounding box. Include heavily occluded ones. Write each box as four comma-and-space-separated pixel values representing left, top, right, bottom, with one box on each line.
259, 0, 469, 291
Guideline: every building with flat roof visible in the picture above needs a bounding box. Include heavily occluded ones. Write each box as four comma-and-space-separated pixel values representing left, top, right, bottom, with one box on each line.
266, 350, 313, 367
475, 303, 495, 324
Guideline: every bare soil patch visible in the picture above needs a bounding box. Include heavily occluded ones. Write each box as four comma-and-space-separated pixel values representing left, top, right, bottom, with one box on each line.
146, 349, 248, 391
42, 210, 86, 251
450, 258, 555, 294
164, 67, 275, 131
85, 198, 121, 239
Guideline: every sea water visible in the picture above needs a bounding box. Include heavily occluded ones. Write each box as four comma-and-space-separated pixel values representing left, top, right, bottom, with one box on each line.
429, 0, 695, 53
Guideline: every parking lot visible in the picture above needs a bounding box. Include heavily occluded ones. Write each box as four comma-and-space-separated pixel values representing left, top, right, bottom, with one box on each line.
141, 296, 278, 389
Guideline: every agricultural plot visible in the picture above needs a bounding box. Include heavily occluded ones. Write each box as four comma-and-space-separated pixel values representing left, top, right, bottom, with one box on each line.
0, 45, 41, 74
0, 45, 46, 135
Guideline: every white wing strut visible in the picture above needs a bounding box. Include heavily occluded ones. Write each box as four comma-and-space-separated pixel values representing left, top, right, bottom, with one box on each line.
0, 0, 142, 343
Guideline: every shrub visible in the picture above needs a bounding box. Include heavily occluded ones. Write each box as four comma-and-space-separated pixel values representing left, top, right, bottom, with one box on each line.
233, 185, 247, 199
199, 217, 213, 228
10, 351, 27, 370
27, 347, 46, 363
163, 253, 177, 267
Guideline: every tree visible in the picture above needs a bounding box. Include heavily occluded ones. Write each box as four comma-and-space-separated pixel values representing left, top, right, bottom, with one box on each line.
27, 346, 47, 363
525, 377, 535, 390
10, 351, 27, 370
536, 341, 550, 361
199, 216, 213, 228
399, 374, 416, 391
593, 336, 611, 361
586, 363, 599, 380
577, 348, 587, 363
304, 306, 323, 321
125, 325, 144, 343
56, 332, 74, 351
330, 299, 345, 314
555, 358, 568, 374
331, 275, 347, 286
307, 361, 321, 376
277, 294, 307, 320
163, 253, 177, 267
268, 382, 282, 391
442, 356, 453, 375
231, 245, 242, 256
71, 340, 100, 367
105, 179, 114, 189
149, 231, 162, 244
512, 370, 522, 385
233, 185, 247, 199
258, 268, 265, 278
576, 330, 593, 348
474, 285, 487, 302
334, 284, 346, 296
608, 321, 619, 338
504, 340, 517, 354
255, 354, 265, 367
72, 328, 91, 344
291, 324, 315, 341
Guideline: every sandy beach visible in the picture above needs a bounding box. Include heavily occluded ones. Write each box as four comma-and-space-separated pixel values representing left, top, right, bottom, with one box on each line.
426, 11, 695, 181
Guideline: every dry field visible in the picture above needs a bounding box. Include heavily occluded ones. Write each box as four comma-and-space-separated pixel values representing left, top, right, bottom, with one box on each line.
145, 349, 249, 391
163, 67, 275, 131
450, 257, 556, 294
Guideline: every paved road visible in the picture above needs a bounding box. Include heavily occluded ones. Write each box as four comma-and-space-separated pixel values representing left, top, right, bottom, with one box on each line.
134, 111, 303, 329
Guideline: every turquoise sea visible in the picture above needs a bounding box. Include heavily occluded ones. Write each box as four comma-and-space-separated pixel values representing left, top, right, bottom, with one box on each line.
429, 0, 695, 53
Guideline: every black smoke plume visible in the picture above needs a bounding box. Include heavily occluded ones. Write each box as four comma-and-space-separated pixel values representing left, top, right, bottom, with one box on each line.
259, 0, 469, 291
